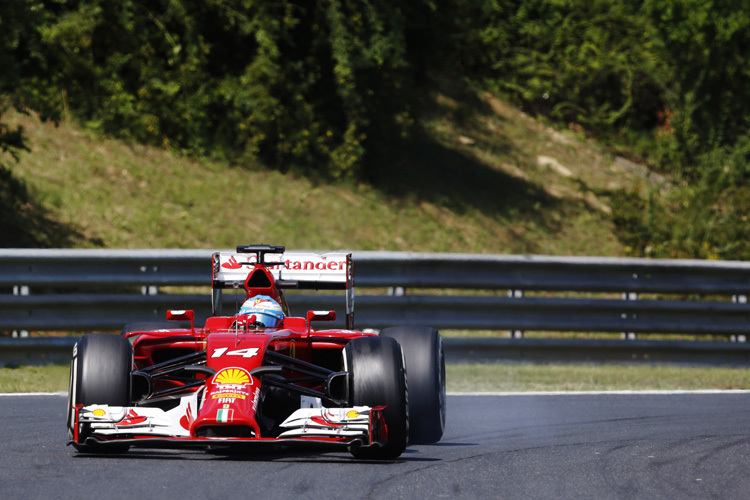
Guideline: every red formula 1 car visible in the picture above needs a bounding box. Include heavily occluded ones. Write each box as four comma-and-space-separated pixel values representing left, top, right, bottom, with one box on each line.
67, 245, 445, 459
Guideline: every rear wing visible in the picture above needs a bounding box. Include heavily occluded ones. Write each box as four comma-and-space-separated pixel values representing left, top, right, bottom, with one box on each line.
211, 245, 354, 328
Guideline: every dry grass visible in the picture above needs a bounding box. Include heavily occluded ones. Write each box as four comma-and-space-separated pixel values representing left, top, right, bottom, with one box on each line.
3, 85, 656, 255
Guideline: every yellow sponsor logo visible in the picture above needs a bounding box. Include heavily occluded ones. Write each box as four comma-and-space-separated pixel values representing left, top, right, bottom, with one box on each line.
212, 392, 247, 400
346, 410, 359, 418
215, 368, 250, 385
92, 408, 106, 417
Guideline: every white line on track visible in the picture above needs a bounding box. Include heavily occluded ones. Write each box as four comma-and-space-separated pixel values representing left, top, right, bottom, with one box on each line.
3, 390, 750, 397
0, 391, 67, 397
450, 390, 750, 396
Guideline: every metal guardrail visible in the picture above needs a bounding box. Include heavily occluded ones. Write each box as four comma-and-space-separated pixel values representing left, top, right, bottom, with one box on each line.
1, 249, 749, 334
4, 249, 749, 293
0, 249, 210, 288
353, 252, 750, 294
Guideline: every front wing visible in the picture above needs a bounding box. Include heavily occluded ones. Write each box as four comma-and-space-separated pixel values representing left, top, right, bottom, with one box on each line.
70, 395, 386, 451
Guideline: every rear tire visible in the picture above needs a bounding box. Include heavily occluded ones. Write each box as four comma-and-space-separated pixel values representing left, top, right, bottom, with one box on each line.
381, 326, 445, 444
67, 334, 132, 453
346, 336, 409, 459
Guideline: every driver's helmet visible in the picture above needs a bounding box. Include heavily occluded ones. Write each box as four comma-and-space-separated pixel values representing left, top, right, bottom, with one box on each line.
238, 295, 285, 328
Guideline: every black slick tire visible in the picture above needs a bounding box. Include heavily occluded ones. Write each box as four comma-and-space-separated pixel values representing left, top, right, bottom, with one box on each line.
346, 336, 409, 459
67, 333, 132, 453
380, 326, 445, 444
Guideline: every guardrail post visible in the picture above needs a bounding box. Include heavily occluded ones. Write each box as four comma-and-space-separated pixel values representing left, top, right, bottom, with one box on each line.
621, 292, 637, 340
508, 289, 524, 338
12, 286, 29, 338
140, 263, 159, 295
731, 295, 747, 343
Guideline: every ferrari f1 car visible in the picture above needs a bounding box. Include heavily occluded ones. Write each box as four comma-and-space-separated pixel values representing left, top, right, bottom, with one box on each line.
67, 245, 445, 459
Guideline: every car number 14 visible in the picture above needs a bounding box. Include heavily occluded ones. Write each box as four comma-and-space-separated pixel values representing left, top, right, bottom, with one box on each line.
211, 347, 260, 358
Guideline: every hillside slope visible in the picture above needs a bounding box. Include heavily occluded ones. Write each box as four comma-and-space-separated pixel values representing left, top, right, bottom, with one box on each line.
3, 89, 656, 254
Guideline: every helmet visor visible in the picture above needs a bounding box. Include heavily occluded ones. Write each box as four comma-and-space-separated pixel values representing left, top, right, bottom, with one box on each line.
239, 312, 281, 328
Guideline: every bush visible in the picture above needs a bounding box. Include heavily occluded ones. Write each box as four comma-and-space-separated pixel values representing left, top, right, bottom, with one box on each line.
456, 1, 669, 144
9, 0, 421, 179
644, 0, 750, 176
612, 137, 750, 260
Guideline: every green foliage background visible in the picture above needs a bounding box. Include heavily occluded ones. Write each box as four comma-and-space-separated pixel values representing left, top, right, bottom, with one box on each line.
0, 0, 748, 258
3, 0, 425, 179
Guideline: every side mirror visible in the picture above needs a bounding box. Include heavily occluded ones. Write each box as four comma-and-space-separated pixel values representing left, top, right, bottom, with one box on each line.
307, 310, 336, 324
167, 309, 195, 333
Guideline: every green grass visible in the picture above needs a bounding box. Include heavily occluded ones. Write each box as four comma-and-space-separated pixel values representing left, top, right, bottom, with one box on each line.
447, 363, 750, 392
3, 363, 748, 394
0, 364, 70, 393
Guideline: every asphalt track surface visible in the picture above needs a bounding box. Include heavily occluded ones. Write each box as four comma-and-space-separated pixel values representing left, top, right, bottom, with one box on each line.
2, 392, 749, 499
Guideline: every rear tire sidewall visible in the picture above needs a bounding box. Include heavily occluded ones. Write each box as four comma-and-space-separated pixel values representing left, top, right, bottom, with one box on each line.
346, 336, 409, 459
68, 334, 132, 452
380, 326, 445, 444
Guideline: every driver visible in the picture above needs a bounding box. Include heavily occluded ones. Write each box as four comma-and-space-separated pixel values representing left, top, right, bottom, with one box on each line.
236, 295, 285, 329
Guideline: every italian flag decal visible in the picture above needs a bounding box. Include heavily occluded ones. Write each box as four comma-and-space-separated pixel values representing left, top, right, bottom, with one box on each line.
217, 409, 234, 423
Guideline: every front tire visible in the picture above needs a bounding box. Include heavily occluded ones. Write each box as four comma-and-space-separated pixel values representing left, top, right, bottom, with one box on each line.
346, 336, 409, 459
381, 326, 445, 444
67, 333, 132, 453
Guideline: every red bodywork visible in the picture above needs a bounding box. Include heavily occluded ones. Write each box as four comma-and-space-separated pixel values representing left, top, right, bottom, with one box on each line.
126, 319, 374, 441
72, 246, 385, 451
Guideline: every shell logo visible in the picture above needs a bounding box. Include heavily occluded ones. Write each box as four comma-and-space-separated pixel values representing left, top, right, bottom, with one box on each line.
215, 368, 251, 385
